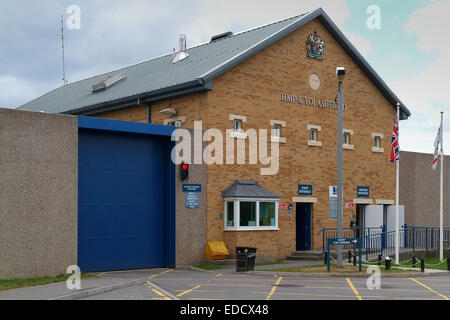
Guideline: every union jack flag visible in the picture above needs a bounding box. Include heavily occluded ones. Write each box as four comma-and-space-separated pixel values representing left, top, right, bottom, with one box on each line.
390, 114, 399, 164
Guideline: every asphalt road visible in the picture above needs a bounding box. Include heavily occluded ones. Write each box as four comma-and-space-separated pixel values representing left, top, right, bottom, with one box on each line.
81, 268, 450, 300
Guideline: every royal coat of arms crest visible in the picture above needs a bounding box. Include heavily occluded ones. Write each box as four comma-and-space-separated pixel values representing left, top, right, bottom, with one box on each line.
306, 31, 324, 60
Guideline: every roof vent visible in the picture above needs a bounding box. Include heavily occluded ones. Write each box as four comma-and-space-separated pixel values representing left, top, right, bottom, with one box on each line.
172, 34, 189, 64
92, 74, 126, 93
210, 31, 233, 42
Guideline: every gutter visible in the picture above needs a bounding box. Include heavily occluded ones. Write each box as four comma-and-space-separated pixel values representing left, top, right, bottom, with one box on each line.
63, 78, 211, 116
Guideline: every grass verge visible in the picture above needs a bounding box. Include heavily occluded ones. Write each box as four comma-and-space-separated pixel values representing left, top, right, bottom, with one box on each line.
0, 274, 93, 291
396, 257, 449, 271
255, 261, 286, 267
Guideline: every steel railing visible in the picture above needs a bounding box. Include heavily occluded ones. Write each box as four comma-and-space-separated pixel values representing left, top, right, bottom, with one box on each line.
319, 226, 450, 260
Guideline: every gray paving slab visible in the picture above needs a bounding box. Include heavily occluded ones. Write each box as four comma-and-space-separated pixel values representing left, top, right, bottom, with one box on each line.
0, 268, 168, 300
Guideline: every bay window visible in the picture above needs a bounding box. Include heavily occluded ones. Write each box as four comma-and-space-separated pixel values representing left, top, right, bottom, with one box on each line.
224, 198, 279, 231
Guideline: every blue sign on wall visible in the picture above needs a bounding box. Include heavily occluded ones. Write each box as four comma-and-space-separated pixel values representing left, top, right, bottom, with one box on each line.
298, 184, 313, 196
357, 186, 370, 198
185, 192, 199, 209
183, 184, 202, 193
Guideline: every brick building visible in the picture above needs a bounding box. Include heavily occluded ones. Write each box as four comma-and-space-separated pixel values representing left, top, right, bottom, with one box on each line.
20, 8, 411, 261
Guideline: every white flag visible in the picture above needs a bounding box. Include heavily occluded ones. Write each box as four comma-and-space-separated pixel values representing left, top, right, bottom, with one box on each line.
432, 126, 442, 170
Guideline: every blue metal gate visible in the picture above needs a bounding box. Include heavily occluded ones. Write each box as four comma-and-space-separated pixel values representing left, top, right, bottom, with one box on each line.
78, 117, 175, 272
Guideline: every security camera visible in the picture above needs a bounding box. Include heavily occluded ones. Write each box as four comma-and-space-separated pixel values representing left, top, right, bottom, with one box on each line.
336, 67, 346, 77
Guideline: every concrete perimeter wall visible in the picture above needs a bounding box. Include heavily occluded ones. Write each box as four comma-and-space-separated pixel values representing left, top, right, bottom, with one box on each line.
175, 129, 207, 266
0, 108, 78, 279
400, 151, 450, 227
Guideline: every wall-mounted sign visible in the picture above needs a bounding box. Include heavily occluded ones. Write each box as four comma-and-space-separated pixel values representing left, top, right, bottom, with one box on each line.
329, 186, 338, 220
329, 186, 337, 197
357, 186, 370, 198
185, 192, 199, 209
306, 31, 324, 60
298, 184, 313, 196
279, 203, 287, 209
345, 203, 356, 209
182, 184, 202, 193
281, 93, 349, 110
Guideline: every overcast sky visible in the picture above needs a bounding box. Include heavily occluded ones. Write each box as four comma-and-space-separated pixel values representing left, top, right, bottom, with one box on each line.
1, 0, 449, 154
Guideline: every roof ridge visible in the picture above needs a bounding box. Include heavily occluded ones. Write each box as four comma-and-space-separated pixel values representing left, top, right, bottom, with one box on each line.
19, 12, 311, 109
184, 12, 309, 52
44, 12, 311, 89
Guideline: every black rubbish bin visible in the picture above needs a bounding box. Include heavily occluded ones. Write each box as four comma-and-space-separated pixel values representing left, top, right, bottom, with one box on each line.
235, 247, 257, 272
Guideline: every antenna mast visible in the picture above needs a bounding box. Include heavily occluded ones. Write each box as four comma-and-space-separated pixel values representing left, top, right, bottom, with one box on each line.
61, 14, 67, 85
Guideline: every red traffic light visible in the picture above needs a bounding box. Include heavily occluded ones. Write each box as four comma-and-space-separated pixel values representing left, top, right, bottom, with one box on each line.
180, 162, 189, 181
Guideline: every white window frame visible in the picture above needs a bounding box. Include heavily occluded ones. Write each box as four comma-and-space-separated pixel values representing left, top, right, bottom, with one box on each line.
273, 124, 281, 137
343, 129, 354, 150
307, 124, 322, 147
233, 119, 243, 133
270, 120, 286, 143
224, 197, 279, 231
164, 115, 186, 127
372, 132, 384, 153
229, 115, 248, 139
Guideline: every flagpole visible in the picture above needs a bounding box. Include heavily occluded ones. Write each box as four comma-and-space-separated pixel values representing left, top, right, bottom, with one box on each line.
395, 103, 400, 264
440, 111, 444, 261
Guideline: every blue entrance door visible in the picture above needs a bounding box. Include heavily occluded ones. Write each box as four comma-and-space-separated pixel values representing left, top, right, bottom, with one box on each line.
78, 129, 171, 272
296, 203, 311, 251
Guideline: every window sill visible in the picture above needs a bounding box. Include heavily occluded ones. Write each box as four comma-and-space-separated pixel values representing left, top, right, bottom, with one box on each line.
372, 147, 384, 153
229, 132, 247, 139
343, 144, 354, 150
224, 227, 279, 232
308, 140, 322, 147
271, 136, 286, 144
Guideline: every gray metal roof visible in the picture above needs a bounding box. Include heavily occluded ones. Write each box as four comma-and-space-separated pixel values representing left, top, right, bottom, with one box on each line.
222, 180, 280, 199
18, 8, 411, 119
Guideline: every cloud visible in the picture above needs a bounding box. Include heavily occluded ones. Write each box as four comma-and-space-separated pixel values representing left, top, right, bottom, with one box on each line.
178, 0, 372, 51
389, 1, 450, 153
342, 31, 372, 56
0, 0, 371, 109
0, 75, 59, 108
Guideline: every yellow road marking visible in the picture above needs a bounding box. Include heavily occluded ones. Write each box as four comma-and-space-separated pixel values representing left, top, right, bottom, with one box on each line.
152, 288, 166, 297
150, 288, 172, 300
175, 289, 227, 293
252, 291, 438, 300
303, 285, 440, 294
148, 269, 173, 279
177, 285, 201, 297
266, 277, 282, 300
410, 278, 450, 300
346, 278, 363, 300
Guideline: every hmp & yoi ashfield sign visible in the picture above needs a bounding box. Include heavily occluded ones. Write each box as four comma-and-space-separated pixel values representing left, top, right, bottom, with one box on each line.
281, 93, 349, 110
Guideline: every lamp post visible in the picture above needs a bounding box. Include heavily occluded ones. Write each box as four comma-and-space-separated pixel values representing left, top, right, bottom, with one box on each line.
336, 67, 345, 268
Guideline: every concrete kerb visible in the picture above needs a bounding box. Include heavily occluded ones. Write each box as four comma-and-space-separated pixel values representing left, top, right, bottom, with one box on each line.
48, 277, 148, 300
146, 281, 180, 300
